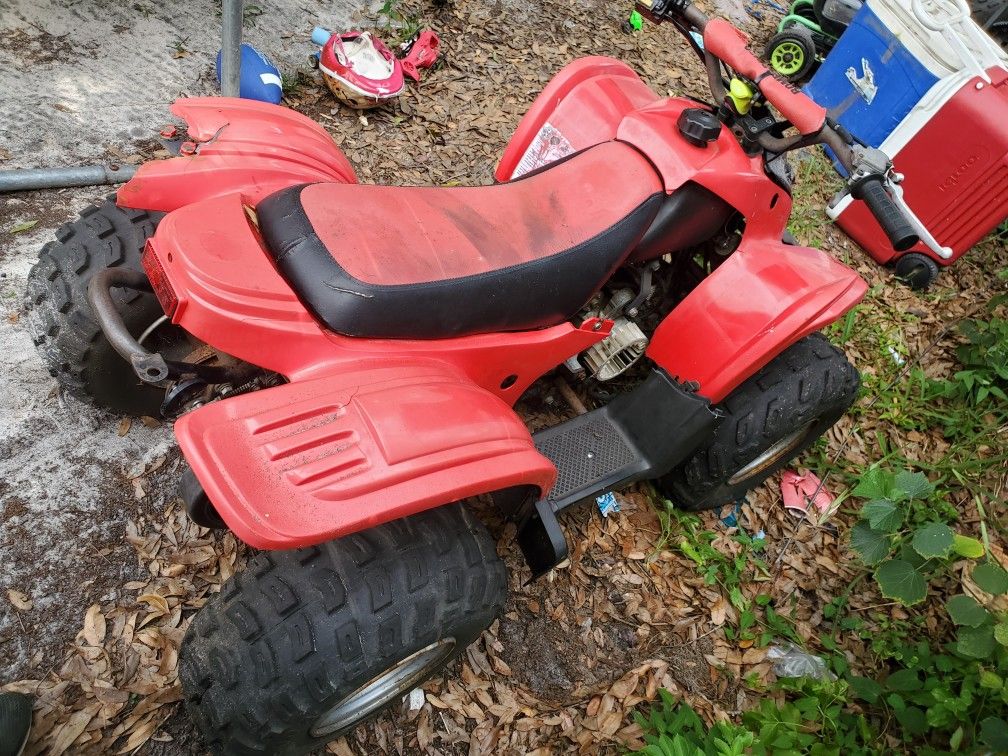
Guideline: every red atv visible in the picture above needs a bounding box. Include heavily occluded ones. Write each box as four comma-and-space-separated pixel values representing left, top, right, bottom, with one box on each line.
26, 1, 916, 752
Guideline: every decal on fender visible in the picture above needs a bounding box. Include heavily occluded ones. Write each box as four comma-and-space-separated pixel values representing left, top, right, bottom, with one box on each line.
512, 122, 575, 178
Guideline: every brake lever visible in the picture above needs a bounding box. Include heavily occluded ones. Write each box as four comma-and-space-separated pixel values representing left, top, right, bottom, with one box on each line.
828, 146, 953, 260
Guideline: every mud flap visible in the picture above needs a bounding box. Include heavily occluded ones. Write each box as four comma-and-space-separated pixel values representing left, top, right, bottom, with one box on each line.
175, 362, 556, 549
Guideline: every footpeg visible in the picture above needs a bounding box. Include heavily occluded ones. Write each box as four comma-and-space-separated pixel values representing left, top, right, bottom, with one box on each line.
516, 498, 569, 582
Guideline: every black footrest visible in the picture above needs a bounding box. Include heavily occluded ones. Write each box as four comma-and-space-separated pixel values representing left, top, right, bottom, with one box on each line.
532, 370, 719, 513
534, 411, 646, 511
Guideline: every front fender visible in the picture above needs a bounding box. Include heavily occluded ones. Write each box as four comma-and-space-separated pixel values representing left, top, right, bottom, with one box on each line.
117, 97, 357, 213
176, 362, 556, 549
647, 240, 867, 403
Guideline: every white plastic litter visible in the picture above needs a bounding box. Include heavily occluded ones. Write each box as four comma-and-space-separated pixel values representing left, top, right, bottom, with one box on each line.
767, 643, 837, 680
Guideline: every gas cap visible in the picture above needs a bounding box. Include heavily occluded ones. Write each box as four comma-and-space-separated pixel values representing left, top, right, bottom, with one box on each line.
677, 108, 722, 147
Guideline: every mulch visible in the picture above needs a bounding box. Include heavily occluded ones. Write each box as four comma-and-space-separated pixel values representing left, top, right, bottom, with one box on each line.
3, 0, 1007, 752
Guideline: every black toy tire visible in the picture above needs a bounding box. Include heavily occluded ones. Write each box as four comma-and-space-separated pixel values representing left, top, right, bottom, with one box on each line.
765, 26, 818, 81
24, 199, 181, 416
893, 252, 940, 291
658, 334, 860, 511
179, 503, 507, 756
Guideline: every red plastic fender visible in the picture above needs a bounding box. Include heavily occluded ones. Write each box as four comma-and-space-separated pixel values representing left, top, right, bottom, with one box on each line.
495, 56, 660, 181
175, 362, 556, 549
646, 240, 867, 403
146, 192, 611, 400
117, 97, 357, 213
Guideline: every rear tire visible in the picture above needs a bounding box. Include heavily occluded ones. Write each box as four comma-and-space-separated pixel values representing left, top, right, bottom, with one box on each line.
179, 503, 507, 755
659, 334, 860, 511
24, 199, 176, 416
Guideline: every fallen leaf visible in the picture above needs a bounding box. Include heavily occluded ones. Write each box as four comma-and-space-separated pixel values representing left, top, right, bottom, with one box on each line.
83, 603, 106, 646
7, 589, 33, 611
8, 220, 38, 234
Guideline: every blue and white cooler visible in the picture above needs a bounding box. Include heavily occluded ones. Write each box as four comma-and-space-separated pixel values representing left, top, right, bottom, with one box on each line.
807, 0, 1008, 270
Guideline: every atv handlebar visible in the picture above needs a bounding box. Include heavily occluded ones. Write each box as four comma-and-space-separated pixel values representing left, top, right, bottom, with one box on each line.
637, 0, 920, 251
851, 176, 919, 251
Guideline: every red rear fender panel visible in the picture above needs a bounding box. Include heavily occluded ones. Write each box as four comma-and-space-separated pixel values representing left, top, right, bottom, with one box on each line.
647, 240, 867, 403
175, 363, 556, 549
616, 98, 792, 240
149, 192, 611, 398
117, 97, 357, 213
495, 57, 660, 181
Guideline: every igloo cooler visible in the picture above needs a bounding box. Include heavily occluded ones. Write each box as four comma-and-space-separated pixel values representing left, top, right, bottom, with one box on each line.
812, 0, 1008, 272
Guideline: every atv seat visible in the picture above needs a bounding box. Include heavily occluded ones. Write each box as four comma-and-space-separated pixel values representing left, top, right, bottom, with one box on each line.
256, 141, 663, 339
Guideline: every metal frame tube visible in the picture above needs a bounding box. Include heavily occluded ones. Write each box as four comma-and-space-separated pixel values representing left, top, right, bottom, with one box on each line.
0, 164, 137, 193
221, 0, 243, 97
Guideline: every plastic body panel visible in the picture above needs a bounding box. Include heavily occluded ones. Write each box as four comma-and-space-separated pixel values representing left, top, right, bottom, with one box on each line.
830, 66, 1008, 264
646, 239, 868, 403
176, 363, 556, 549
496, 60, 794, 244
616, 99, 794, 240
117, 97, 357, 212
495, 57, 660, 181
148, 192, 610, 399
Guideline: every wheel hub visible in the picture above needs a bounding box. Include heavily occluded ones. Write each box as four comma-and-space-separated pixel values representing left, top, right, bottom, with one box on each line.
727, 420, 815, 485
310, 638, 456, 737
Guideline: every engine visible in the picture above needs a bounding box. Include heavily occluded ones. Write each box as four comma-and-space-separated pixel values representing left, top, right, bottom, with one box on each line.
575, 288, 649, 381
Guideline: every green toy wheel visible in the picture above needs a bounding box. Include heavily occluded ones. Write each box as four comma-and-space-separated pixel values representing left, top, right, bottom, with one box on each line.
765, 26, 817, 81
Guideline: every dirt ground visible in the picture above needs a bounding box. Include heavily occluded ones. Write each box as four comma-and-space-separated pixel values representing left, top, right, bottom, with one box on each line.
1, 0, 1005, 753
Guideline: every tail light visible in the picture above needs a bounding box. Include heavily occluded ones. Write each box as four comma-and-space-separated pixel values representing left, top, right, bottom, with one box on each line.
141, 241, 179, 317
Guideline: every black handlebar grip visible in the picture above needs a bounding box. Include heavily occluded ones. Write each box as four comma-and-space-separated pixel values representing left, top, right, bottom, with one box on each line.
851, 177, 919, 252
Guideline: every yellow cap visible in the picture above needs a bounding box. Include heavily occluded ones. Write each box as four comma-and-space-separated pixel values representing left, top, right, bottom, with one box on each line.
728, 77, 754, 115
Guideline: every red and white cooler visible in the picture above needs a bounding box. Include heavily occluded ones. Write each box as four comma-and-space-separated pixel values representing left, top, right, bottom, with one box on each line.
827, 0, 1008, 270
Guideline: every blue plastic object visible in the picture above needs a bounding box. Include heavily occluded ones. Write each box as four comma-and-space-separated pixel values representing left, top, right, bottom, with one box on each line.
215, 43, 283, 104
311, 26, 332, 46
805, 4, 938, 158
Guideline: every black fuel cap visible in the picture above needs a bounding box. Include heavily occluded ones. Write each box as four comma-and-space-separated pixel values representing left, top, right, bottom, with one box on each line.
677, 108, 722, 148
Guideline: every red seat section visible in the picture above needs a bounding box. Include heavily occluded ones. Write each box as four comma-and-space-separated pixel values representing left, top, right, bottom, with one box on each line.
303, 141, 662, 285
257, 141, 663, 339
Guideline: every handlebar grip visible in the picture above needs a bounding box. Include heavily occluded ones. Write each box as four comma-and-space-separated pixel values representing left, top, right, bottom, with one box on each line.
703, 18, 827, 135
851, 177, 919, 251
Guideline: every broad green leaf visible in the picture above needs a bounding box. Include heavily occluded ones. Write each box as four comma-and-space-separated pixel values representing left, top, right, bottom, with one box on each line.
849, 675, 882, 704
979, 671, 1003, 690
875, 559, 927, 605
852, 467, 893, 500
973, 563, 1008, 595
912, 522, 954, 559
980, 717, 1008, 751
8, 219, 38, 234
995, 621, 1008, 647
945, 594, 990, 627
956, 624, 996, 659
895, 705, 927, 735
850, 522, 891, 565
893, 470, 934, 500
863, 500, 903, 533
886, 669, 922, 691
952, 533, 985, 558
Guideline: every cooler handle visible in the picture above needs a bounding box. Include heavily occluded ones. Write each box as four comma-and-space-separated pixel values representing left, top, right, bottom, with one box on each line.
910, 0, 998, 83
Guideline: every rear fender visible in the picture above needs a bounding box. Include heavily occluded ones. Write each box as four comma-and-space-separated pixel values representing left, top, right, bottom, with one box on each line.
176, 362, 556, 549
647, 240, 867, 403
495, 57, 660, 181
117, 97, 357, 213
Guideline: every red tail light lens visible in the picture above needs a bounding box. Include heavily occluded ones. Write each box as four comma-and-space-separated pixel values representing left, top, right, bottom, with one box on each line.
141, 241, 179, 317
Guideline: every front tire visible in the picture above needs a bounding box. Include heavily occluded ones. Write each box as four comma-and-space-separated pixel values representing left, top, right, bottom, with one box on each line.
180, 503, 507, 755
659, 334, 860, 511
24, 199, 176, 416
